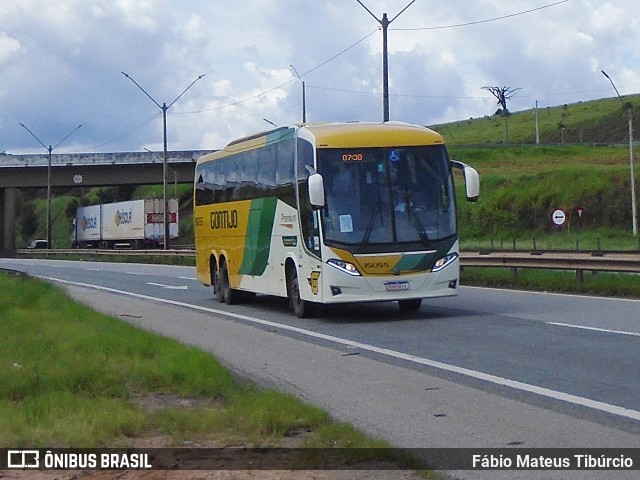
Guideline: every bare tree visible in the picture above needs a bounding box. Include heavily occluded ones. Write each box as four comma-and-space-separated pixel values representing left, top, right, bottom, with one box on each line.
482, 85, 522, 143
482, 86, 522, 115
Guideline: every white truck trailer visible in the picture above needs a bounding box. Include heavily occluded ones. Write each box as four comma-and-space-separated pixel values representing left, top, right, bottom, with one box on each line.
71, 199, 178, 248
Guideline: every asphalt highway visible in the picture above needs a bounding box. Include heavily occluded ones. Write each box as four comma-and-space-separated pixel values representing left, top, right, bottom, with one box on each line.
2, 258, 639, 479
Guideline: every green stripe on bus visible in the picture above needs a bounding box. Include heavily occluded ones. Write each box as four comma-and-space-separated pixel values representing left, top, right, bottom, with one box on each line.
393, 252, 436, 272
238, 197, 278, 276
393, 237, 457, 272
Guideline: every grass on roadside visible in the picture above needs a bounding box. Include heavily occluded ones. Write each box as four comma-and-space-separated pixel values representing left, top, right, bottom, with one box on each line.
461, 267, 640, 299
460, 229, 640, 253
0, 272, 423, 473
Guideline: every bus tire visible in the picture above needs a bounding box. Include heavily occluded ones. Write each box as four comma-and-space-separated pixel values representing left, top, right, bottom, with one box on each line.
286, 265, 315, 318
398, 298, 422, 313
218, 259, 240, 305
213, 263, 224, 303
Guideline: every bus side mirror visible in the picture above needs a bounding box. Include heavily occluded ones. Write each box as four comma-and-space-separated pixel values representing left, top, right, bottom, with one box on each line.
451, 160, 479, 202
308, 173, 325, 208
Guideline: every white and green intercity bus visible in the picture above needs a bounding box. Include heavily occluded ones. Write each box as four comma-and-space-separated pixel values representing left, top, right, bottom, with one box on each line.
194, 121, 479, 317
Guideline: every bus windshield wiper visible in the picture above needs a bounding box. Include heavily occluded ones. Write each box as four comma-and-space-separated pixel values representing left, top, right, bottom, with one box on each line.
361, 199, 383, 247
406, 194, 430, 246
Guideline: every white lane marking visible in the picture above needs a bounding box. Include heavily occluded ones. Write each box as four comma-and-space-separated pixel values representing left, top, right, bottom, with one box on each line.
42, 276, 640, 422
146, 282, 188, 290
124, 272, 195, 281
464, 285, 640, 303
547, 322, 640, 337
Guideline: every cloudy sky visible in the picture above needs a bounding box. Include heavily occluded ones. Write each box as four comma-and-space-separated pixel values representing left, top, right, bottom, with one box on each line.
1, 0, 638, 154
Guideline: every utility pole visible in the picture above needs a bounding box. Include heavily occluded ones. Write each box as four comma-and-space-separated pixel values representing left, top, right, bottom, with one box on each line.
355, 0, 417, 122
122, 72, 205, 249
18, 123, 82, 249
290, 64, 307, 123
534, 100, 540, 144
601, 70, 637, 236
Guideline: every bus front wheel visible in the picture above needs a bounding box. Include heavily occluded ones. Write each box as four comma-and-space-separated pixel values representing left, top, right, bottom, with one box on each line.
286, 266, 315, 318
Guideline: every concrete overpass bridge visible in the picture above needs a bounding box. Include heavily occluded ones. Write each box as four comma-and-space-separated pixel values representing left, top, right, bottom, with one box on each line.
0, 150, 212, 255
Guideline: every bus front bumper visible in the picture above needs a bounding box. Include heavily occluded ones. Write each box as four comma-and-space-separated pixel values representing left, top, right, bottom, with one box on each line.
320, 257, 459, 304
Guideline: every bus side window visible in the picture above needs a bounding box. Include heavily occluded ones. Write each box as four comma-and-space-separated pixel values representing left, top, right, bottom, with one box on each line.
276, 138, 296, 207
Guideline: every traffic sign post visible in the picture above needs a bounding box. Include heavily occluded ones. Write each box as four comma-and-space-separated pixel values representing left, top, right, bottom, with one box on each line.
575, 206, 585, 231
551, 208, 567, 228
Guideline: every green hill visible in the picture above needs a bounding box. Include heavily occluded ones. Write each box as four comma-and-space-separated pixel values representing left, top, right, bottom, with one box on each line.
433, 95, 640, 249
16, 95, 640, 250
432, 95, 640, 145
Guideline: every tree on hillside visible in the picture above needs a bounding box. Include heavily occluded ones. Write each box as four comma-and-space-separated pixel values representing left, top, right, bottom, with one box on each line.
482, 85, 522, 142
482, 86, 522, 115
17, 194, 38, 240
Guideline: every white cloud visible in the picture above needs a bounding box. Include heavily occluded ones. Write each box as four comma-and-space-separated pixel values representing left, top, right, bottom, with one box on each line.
115, 0, 159, 32
0, 31, 22, 65
2, 0, 640, 153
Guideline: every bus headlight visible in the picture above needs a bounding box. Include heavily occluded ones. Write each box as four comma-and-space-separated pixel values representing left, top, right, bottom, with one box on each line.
431, 252, 458, 272
327, 258, 361, 276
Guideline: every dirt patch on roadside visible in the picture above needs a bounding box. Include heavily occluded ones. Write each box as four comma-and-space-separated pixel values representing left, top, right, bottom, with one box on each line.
134, 392, 224, 414
1, 394, 431, 480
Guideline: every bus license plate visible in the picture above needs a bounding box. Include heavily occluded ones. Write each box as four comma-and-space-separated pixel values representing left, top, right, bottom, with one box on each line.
385, 281, 409, 291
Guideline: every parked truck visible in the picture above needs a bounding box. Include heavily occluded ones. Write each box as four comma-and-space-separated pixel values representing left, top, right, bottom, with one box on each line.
71, 199, 178, 248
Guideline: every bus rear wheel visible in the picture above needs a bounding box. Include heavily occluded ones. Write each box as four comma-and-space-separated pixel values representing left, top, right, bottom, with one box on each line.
398, 298, 422, 313
286, 266, 315, 318
217, 260, 240, 305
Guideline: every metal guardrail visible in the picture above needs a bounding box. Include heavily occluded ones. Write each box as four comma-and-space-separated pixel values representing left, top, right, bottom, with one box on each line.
17, 248, 194, 257
17, 249, 640, 280
460, 250, 640, 280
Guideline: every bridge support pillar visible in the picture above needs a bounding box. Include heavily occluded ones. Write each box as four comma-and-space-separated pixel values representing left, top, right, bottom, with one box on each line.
1, 188, 17, 257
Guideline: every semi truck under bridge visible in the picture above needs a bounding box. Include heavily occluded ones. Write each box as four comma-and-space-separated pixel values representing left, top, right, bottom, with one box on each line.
0, 150, 212, 256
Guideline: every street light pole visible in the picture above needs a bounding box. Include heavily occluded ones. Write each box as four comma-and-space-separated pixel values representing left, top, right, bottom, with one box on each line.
289, 64, 306, 123
601, 70, 637, 236
18, 122, 82, 249
122, 72, 205, 249
144, 148, 177, 198
355, 0, 416, 122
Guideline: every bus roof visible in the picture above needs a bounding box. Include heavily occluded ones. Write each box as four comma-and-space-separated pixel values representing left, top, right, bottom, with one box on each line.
197, 122, 444, 165
301, 121, 444, 149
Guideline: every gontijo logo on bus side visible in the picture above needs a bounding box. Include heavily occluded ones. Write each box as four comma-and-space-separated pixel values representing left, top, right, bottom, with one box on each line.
206, 199, 277, 278
210, 209, 239, 229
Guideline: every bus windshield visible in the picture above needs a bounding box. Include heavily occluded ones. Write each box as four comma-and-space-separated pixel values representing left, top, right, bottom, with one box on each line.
318, 145, 456, 249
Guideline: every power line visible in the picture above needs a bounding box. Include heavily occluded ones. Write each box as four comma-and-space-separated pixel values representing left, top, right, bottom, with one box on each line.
90, 113, 160, 150
175, 2, 571, 118
85, 29, 377, 149
307, 84, 486, 99
300, 29, 379, 79
393, 0, 570, 31
84, 2, 571, 149
178, 29, 379, 115
308, 82, 640, 103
